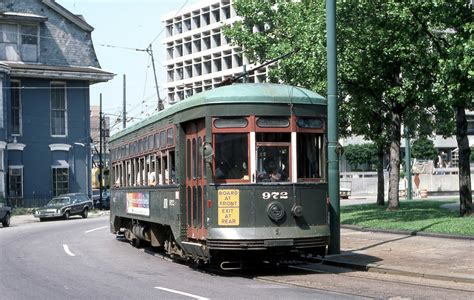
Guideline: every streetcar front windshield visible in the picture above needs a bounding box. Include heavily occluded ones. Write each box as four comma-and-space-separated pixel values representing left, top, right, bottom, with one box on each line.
256, 146, 289, 182
256, 132, 290, 182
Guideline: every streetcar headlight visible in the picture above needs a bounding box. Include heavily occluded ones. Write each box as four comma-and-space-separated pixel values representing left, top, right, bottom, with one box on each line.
292, 205, 304, 218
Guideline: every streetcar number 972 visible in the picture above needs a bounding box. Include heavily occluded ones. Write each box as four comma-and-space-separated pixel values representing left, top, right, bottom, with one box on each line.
262, 192, 289, 200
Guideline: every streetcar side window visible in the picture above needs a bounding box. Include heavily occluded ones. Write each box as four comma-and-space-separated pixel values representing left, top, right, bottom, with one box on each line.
297, 133, 324, 180
214, 133, 249, 181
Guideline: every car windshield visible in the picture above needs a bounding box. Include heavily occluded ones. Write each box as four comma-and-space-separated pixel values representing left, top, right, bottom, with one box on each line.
47, 197, 70, 206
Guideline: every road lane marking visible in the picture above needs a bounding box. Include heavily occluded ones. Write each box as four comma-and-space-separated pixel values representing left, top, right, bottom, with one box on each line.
85, 226, 108, 233
63, 244, 76, 257
154, 287, 209, 300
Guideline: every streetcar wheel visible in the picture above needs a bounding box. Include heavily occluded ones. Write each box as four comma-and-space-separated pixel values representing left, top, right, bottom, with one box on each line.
2, 213, 10, 227
132, 238, 141, 248
63, 211, 70, 220
82, 208, 89, 219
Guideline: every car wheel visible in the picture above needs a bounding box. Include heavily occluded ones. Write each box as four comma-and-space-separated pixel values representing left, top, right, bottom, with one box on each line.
39, 218, 45, 222
2, 213, 10, 227
63, 210, 70, 220
82, 207, 89, 219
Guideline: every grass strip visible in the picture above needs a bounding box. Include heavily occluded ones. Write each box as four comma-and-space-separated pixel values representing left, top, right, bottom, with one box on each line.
341, 200, 474, 236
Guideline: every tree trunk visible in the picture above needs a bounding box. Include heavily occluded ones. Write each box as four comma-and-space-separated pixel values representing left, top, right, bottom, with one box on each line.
388, 110, 401, 210
455, 106, 473, 217
376, 143, 385, 206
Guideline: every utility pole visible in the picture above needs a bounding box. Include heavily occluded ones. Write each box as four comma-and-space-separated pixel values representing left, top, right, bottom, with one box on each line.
327, 0, 340, 254
99, 93, 103, 210
146, 44, 164, 111
123, 74, 127, 129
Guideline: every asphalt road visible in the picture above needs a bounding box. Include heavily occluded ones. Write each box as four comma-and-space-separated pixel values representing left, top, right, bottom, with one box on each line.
0, 216, 357, 300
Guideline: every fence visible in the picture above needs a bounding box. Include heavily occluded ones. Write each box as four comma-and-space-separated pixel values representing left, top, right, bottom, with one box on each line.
341, 168, 474, 196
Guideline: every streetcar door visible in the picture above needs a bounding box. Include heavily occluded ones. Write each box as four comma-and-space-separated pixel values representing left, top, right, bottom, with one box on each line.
185, 120, 207, 240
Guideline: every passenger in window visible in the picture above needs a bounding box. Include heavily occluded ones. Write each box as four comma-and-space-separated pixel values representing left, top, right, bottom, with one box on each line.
228, 158, 248, 179
148, 171, 156, 186
164, 168, 176, 184
258, 158, 282, 182
164, 168, 169, 184
170, 167, 176, 184
215, 161, 229, 179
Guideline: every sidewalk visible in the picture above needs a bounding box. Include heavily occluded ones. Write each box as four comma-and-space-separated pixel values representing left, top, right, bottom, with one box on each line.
323, 227, 474, 283
10, 210, 109, 225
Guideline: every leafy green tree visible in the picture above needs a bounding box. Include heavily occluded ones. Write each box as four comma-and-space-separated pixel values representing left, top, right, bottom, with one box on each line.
224, 0, 395, 206
224, 1, 470, 213
398, 1, 473, 216
338, 2, 441, 211
343, 143, 377, 171
425, 2, 473, 216
411, 137, 438, 160
222, 1, 327, 92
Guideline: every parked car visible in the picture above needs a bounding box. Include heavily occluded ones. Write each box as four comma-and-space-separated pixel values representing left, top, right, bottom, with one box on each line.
0, 198, 11, 227
101, 190, 110, 210
92, 189, 110, 210
34, 193, 92, 222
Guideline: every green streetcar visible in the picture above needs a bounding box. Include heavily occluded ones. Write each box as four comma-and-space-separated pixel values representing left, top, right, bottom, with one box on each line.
109, 83, 330, 269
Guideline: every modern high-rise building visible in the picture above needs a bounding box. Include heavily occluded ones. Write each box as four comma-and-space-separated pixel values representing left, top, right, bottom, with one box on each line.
161, 0, 267, 103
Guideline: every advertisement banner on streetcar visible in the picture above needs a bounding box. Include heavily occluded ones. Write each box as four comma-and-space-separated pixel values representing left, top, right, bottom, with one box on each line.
126, 192, 150, 216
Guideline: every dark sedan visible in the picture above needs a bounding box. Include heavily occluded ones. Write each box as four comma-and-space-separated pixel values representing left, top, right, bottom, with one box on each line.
0, 198, 11, 227
34, 193, 92, 222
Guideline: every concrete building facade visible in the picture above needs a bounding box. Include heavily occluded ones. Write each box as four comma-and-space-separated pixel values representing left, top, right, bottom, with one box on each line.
0, 0, 113, 207
161, 0, 267, 103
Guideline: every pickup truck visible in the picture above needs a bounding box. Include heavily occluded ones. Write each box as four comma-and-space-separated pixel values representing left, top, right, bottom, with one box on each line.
0, 198, 11, 227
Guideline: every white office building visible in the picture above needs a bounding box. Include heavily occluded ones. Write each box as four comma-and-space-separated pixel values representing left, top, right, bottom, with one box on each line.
161, 0, 267, 103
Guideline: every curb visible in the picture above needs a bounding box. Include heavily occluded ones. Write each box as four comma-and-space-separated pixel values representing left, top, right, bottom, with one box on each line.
321, 257, 474, 284
341, 224, 474, 240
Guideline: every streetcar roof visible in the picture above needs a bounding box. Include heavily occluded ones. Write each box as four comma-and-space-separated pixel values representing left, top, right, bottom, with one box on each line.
110, 83, 325, 142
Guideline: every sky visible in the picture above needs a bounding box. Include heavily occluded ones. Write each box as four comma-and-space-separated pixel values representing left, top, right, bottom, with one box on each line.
57, 0, 198, 132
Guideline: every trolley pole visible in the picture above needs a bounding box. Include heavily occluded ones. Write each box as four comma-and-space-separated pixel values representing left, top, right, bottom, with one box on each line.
326, 0, 340, 254
123, 74, 127, 129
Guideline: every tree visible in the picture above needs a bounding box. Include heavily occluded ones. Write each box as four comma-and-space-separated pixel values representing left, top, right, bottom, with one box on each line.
338, 2, 442, 211
224, 1, 466, 212
410, 1, 473, 216
344, 143, 377, 171
411, 137, 438, 160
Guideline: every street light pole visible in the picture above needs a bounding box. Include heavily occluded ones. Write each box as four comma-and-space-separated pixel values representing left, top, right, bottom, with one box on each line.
326, 0, 340, 254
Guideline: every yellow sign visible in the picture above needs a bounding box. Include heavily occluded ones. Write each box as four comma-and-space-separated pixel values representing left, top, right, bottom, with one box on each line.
218, 189, 239, 226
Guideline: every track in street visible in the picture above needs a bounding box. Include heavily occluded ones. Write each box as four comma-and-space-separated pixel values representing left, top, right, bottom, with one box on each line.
0, 216, 351, 300
2, 216, 472, 299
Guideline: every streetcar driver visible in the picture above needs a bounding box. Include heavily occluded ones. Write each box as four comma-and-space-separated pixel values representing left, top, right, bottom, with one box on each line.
258, 158, 282, 182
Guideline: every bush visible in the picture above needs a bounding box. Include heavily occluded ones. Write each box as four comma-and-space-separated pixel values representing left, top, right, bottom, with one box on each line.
344, 143, 377, 171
